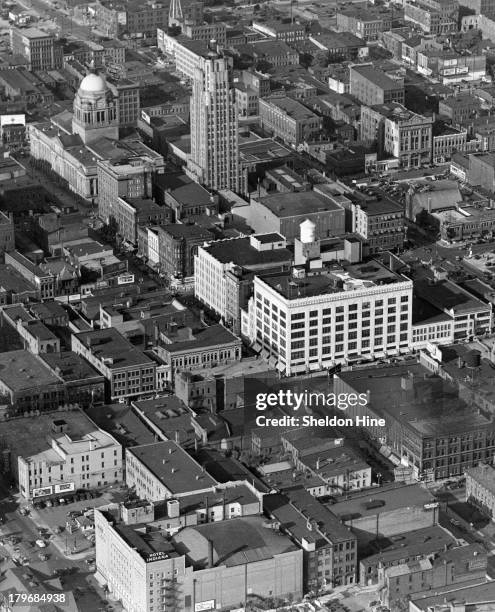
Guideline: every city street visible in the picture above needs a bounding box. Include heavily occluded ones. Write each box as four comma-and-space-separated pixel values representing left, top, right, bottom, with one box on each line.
0, 476, 122, 611
17, 0, 94, 41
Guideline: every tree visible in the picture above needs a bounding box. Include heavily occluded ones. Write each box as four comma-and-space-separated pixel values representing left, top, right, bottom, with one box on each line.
446, 227, 457, 241
255, 60, 272, 73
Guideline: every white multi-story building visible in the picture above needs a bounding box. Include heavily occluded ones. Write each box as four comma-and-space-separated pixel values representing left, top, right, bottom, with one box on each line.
187, 45, 243, 193
383, 105, 433, 169
242, 258, 413, 375
157, 30, 205, 79
194, 233, 292, 333
147, 226, 160, 266
95, 508, 303, 612
415, 278, 492, 341
125, 441, 217, 503
10, 409, 123, 500
412, 317, 454, 349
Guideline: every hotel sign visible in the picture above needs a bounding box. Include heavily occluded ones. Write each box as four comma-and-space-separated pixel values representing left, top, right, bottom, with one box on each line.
32, 486, 53, 498
145, 551, 169, 563
195, 601, 215, 611
54, 482, 75, 493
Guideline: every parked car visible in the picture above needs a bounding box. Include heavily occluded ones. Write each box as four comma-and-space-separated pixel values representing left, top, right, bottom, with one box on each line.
35, 539, 47, 548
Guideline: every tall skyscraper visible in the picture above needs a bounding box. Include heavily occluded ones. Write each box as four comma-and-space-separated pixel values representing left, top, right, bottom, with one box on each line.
187, 44, 243, 193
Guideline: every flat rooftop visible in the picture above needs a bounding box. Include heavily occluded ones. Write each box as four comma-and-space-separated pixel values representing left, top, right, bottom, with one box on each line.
251, 39, 296, 56
2, 304, 32, 324
351, 64, 404, 91
353, 193, 404, 216
311, 31, 364, 49
162, 324, 240, 354
15, 27, 53, 38
131, 397, 195, 447
337, 363, 494, 437
196, 448, 270, 492
0, 349, 61, 392
161, 224, 213, 240
412, 295, 452, 325
0, 265, 36, 295
203, 235, 292, 267
179, 357, 272, 381
437, 344, 495, 402
165, 181, 211, 207
260, 259, 406, 300
91, 138, 162, 164
127, 441, 217, 495
172, 516, 298, 568
23, 320, 58, 341
114, 521, 179, 562
410, 581, 495, 610
40, 351, 103, 382
30, 301, 67, 319
86, 403, 156, 447
362, 525, 455, 566
177, 483, 260, 516
259, 190, 342, 217
239, 137, 293, 164
73, 327, 154, 369
262, 96, 319, 121
415, 278, 489, 314
1, 408, 118, 462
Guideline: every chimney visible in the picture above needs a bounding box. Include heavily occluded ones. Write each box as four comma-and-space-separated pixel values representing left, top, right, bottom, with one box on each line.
207, 539, 214, 568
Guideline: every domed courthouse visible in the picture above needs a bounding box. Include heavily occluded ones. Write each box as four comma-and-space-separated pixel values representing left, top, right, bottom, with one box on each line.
72, 73, 119, 144
29, 72, 157, 204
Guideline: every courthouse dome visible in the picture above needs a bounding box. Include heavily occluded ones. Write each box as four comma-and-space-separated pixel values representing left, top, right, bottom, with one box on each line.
78, 73, 107, 95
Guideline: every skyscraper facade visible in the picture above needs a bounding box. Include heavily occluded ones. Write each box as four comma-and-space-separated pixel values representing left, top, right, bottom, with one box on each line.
187, 45, 243, 193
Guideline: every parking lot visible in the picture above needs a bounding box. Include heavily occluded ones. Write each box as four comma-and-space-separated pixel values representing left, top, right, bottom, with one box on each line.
26, 486, 127, 559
